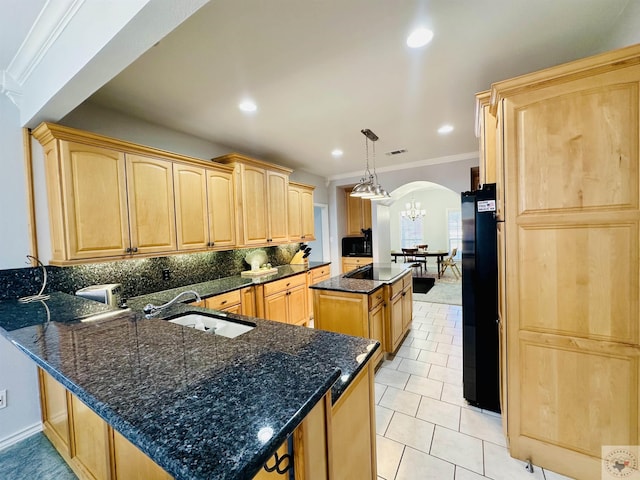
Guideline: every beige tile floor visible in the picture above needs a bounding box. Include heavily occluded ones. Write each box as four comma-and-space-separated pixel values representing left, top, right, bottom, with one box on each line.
374, 300, 574, 480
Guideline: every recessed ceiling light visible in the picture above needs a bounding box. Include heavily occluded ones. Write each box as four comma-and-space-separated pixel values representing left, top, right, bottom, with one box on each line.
238, 100, 257, 113
406, 28, 433, 48
331, 149, 343, 158
438, 124, 454, 134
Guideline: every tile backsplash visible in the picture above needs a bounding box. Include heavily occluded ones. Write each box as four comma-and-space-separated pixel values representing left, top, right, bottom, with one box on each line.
0, 244, 300, 301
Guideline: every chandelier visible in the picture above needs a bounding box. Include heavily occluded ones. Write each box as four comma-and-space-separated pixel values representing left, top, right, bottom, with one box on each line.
350, 129, 390, 200
401, 199, 426, 221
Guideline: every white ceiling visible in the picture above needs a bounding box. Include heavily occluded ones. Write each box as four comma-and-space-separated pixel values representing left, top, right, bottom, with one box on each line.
7, 0, 632, 179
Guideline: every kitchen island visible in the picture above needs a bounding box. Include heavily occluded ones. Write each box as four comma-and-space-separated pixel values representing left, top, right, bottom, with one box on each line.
0, 274, 378, 480
311, 263, 413, 363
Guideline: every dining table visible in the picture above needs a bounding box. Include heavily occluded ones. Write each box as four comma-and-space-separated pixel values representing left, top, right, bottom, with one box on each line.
390, 250, 450, 278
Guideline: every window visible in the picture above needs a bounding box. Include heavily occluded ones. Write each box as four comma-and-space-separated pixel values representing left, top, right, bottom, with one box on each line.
400, 216, 423, 248
447, 209, 462, 258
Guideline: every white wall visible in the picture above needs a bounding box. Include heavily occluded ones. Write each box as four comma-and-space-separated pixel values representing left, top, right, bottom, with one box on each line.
0, 94, 42, 449
389, 188, 460, 252
0, 95, 31, 269
328, 157, 476, 274
62, 102, 330, 205
0, 336, 40, 449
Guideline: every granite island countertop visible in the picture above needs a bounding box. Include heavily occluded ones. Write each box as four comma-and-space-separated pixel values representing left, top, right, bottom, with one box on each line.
0, 260, 376, 480
309, 263, 411, 295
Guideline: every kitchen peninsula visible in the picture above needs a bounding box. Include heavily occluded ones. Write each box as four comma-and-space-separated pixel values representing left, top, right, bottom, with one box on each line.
311, 263, 413, 365
0, 265, 379, 480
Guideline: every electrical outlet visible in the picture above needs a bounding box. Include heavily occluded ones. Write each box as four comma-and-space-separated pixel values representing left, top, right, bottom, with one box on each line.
162, 269, 171, 281
0, 389, 6, 409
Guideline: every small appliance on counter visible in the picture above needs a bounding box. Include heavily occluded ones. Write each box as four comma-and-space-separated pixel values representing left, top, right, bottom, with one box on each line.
76, 284, 125, 307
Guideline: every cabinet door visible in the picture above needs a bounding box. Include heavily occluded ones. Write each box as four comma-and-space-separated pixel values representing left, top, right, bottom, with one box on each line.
241, 164, 268, 245
369, 302, 385, 364
70, 395, 111, 480
401, 285, 413, 332
345, 191, 364, 236
300, 188, 315, 240
263, 290, 289, 323
287, 284, 308, 326
331, 364, 375, 480
126, 154, 177, 254
241, 286, 255, 317
500, 62, 640, 477
112, 429, 172, 480
207, 168, 236, 247
314, 289, 368, 338
39, 369, 70, 454
288, 187, 302, 241
387, 293, 404, 353
267, 170, 289, 243
174, 163, 208, 250
60, 141, 129, 259
362, 197, 372, 230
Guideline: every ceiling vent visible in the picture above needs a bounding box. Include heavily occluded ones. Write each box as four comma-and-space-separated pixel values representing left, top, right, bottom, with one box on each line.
385, 149, 407, 156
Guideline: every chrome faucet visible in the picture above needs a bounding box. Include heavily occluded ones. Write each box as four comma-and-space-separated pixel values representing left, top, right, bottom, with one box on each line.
143, 290, 201, 315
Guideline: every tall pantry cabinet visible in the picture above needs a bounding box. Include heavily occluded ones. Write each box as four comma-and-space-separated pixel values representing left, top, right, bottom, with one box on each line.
489, 44, 640, 479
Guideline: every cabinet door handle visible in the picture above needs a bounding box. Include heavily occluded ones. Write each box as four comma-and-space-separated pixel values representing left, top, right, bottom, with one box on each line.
132, 247, 138, 253
125, 247, 132, 253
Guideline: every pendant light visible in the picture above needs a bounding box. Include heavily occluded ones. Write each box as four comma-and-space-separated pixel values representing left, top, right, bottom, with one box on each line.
351, 129, 390, 199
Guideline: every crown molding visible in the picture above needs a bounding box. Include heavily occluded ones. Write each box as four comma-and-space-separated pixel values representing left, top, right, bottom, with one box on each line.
7, 0, 85, 86
327, 151, 478, 182
1, 70, 22, 108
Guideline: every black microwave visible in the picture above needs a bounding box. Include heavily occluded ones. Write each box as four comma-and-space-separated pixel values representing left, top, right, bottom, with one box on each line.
342, 236, 372, 257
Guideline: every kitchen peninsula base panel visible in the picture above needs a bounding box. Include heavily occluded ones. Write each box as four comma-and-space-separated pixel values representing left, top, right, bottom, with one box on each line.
38, 362, 377, 480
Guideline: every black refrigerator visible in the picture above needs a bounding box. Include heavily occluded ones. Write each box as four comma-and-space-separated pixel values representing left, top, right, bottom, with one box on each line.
461, 183, 500, 413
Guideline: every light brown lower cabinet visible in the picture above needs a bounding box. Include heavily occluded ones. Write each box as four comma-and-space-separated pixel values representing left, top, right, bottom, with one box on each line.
39, 368, 170, 480
313, 288, 385, 367
189, 286, 255, 316
307, 265, 331, 319
38, 356, 377, 480
331, 361, 377, 480
341, 256, 373, 274
255, 273, 309, 326
384, 272, 412, 354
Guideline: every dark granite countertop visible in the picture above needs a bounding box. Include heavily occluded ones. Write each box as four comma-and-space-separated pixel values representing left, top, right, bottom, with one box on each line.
0, 260, 378, 480
310, 263, 410, 295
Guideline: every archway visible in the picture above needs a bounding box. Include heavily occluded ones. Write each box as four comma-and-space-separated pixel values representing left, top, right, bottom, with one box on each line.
372, 180, 460, 268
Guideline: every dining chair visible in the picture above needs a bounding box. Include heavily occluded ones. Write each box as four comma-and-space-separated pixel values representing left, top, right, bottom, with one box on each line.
401, 248, 423, 274
440, 248, 461, 278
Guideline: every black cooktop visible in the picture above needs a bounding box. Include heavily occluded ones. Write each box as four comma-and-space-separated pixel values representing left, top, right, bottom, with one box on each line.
344, 264, 407, 282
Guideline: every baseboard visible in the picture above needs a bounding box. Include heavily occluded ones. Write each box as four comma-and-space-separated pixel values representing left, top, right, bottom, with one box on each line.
0, 422, 43, 451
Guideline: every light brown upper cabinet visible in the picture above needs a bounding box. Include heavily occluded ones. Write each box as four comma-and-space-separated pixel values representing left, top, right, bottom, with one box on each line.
475, 90, 497, 186
288, 182, 315, 242
125, 154, 177, 256
32, 123, 238, 264
34, 129, 178, 263
489, 43, 640, 480
215, 153, 292, 246
345, 189, 372, 236
173, 163, 236, 250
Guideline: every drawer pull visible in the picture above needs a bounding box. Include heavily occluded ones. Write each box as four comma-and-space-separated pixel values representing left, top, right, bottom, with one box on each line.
221, 300, 227, 305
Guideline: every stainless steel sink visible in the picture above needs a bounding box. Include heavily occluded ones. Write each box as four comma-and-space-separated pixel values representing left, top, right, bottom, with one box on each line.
167, 312, 255, 338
